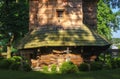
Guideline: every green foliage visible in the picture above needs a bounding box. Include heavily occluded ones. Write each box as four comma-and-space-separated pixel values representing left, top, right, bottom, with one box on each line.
0, 58, 14, 69
0, 56, 31, 72
9, 62, 21, 70
78, 63, 89, 71
60, 61, 79, 74
11, 56, 22, 62
102, 64, 112, 70
0, 0, 29, 54
110, 58, 120, 69
99, 53, 120, 69
22, 63, 32, 72
99, 54, 112, 70
90, 62, 103, 71
42, 66, 49, 72
112, 38, 120, 44
51, 64, 57, 73
97, 0, 119, 39
104, 0, 120, 8
118, 45, 120, 49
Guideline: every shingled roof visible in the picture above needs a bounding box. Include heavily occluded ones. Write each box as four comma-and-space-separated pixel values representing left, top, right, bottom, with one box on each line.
17, 24, 110, 49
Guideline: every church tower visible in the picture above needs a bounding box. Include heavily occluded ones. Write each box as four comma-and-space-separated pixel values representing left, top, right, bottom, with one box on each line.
18, 0, 110, 67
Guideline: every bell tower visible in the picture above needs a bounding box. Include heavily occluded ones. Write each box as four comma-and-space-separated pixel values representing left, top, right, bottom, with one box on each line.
18, 0, 110, 67
29, 0, 84, 30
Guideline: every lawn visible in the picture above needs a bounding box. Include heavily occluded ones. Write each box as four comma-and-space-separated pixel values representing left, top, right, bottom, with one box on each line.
0, 69, 120, 79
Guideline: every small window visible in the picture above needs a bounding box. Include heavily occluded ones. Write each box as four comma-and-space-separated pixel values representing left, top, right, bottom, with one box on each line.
56, 9, 64, 18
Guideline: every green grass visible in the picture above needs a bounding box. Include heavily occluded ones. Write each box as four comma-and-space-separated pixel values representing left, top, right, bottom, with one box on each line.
0, 69, 120, 79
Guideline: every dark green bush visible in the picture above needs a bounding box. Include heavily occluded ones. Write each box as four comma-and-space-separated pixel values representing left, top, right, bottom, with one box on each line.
102, 63, 112, 70
111, 60, 117, 69
110, 58, 120, 69
51, 64, 57, 73
0, 56, 31, 72
0, 59, 14, 69
0, 57, 4, 60
78, 63, 89, 71
22, 63, 32, 72
60, 61, 79, 74
42, 66, 49, 72
9, 62, 21, 70
116, 58, 120, 68
90, 62, 103, 71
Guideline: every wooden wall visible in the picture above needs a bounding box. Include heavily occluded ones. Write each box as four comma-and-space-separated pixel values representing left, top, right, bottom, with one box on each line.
31, 52, 83, 68
29, 0, 98, 30
83, 0, 98, 30
29, 0, 83, 30
29, 0, 39, 30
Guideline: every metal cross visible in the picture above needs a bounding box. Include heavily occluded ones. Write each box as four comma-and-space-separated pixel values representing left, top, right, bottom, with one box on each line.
63, 47, 72, 62
63, 47, 72, 54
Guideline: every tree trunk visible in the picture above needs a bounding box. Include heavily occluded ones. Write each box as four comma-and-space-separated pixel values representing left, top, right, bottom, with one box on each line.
6, 34, 14, 58
7, 45, 11, 58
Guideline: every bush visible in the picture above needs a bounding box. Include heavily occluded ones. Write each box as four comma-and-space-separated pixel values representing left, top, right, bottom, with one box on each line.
0, 56, 31, 72
51, 64, 57, 73
102, 63, 112, 70
0, 59, 14, 69
78, 63, 89, 71
116, 58, 120, 68
60, 61, 79, 74
110, 58, 120, 69
42, 66, 49, 72
90, 62, 103, 71
9, 62, 21, 70
0, 57, 4, 60
22, 63, 32, 72
11, 56, 22, 62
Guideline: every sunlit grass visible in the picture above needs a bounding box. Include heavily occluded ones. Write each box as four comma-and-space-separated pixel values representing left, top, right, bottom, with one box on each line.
0, 69, 120, 79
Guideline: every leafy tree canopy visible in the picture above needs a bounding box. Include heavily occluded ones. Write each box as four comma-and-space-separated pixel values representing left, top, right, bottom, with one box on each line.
104, 0, 120, 8
0, 0, 28, 52
97, 0, 120, 39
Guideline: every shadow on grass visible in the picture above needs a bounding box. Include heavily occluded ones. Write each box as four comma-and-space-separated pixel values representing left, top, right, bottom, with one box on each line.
0, 69, 120, 79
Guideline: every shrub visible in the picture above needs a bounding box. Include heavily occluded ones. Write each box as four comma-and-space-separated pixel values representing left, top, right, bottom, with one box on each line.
110, 58, 120, 69
42, 66, 49, 72
51, 64, 57, 73
9, 62, 21, 70
78, 63, 89, 71
0, 57, 4, 60
90, 62, 103, 71
60, 61, 79, 74
11, 56, 22, 62
116, 58, 120, 68
102, 63, 112, 70
0, 59, 14, 69
22, 63, 32, 72
0, 56, 31, 72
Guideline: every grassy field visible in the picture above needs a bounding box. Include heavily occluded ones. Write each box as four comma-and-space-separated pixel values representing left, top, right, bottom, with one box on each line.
0, 69, 120, 79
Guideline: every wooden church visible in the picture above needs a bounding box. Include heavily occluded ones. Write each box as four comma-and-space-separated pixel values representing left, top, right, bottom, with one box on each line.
18, 0, 111, 68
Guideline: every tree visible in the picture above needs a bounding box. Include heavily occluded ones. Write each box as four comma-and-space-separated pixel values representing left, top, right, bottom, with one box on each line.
104, 0, 120, 8
97, 0, 120, 39
0, 0, 28, 58
112, 38, 120, 44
